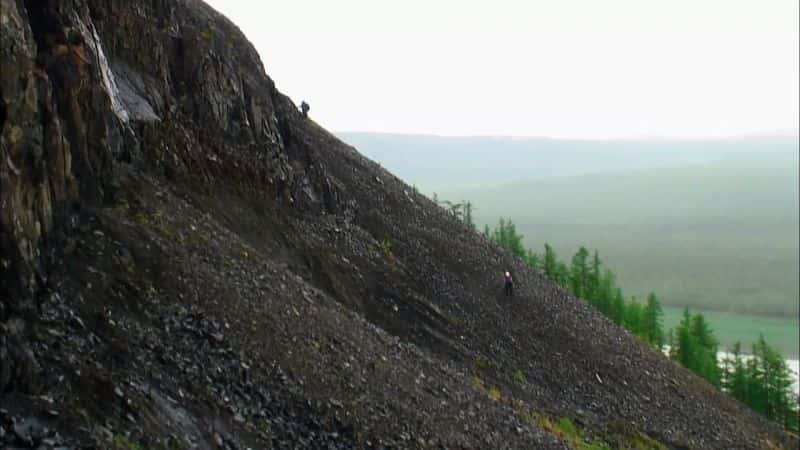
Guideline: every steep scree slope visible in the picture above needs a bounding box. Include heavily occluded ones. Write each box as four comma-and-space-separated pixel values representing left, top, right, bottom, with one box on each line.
1, 1, 797, 449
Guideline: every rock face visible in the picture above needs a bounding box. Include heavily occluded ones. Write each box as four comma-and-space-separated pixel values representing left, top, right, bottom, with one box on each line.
1, 0, 336, 301
0, 1, 797, 449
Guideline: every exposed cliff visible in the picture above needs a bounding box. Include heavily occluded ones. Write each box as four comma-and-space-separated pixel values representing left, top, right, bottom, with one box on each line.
1, 1, 797, 449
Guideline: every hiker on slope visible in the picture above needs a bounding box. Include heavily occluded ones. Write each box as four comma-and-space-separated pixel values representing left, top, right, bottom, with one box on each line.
503, 271, 513, 297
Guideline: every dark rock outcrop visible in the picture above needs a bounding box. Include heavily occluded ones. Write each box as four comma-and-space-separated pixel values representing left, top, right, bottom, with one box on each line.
1, 0, 338, 304
2, 0, 339, 400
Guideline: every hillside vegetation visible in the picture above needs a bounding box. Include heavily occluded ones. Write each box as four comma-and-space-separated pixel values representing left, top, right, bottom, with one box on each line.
344, 133, 799, 320
461, 158, 799, 317
662, 307, 799, 358
480, 219, 799, 431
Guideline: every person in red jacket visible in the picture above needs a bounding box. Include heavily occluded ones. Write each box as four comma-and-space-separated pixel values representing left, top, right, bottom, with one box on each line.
503, 271, 513, 297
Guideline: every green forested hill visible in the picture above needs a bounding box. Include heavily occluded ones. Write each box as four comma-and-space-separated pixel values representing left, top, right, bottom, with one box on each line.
445, 159, 799, 318
341, 132, 799, 322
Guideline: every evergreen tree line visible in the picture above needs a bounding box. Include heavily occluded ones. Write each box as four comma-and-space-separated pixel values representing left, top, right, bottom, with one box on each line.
480, 216, 799, 432
432, 194, 476, 229
669, 308, 799, 431
483, 218, 664, 348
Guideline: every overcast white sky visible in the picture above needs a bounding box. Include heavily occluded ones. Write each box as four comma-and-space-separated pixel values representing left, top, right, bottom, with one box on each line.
203, 0, 799, 139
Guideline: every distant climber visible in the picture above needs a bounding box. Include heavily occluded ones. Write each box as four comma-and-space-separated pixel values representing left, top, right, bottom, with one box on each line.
300, 101, 310, 118
503, 271, 513, 297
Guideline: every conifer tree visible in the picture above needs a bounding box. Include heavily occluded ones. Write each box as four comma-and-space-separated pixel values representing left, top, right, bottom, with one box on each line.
690, 313, 721, 386
594, 269, 615, 315
641, 292, 664, 349
526, 249, 542, 272
588, 250, 602, 302
569, 246, 590, 299
463, 201, 475, 229
672, 308, 697, 369
555, 261, 570, 290
609, 287, 626, 325
505, 220, 525, 258
751, 335, 798, 429
543, 244, 558, 280
486, 218, 529, 261
624, 298, 644, 337
671, 309, 720, 386
721, 342, 748, 401
691, 313, 717, 353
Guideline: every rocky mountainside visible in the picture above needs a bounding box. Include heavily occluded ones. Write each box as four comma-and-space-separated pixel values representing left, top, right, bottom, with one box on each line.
1, 1, 797, 449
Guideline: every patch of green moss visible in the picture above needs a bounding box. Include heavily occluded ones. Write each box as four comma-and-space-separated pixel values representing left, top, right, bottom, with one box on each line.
378, 237, 392, 256
601, 423, 666, 450
474, 356, 497, 371
519, 411, 665, 450
199, 28, 214, 42
111, 434, 143, 450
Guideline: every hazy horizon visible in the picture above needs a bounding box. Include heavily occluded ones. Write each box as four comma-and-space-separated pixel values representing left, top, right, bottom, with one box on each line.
336, 129, 800, 141
203, 0, 799, 140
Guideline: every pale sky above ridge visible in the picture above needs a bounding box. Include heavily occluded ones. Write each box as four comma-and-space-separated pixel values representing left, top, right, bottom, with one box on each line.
203, 0, 799, 139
